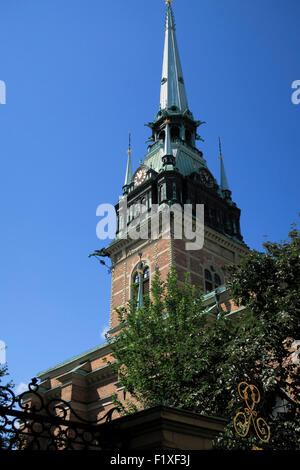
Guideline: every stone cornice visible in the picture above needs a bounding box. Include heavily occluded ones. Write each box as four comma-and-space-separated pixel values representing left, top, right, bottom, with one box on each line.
107, 220, 249, 262
204, 226, 249, 257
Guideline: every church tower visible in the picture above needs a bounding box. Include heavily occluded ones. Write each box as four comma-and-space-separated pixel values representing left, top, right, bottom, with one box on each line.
106, 0, 248, 333
36, 1, 249, 423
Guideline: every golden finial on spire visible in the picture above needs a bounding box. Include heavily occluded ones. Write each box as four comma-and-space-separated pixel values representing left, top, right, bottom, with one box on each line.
166, 0, 173, 5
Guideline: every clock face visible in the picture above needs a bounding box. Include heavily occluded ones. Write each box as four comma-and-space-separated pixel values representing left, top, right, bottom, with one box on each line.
134, 167, 147, 186
199, 169, 214, 188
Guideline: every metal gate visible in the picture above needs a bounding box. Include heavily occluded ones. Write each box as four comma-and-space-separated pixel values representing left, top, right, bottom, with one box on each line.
0, 378, 122, 451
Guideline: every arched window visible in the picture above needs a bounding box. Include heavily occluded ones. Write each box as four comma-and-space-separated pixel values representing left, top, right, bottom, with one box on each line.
141, 197, 147, 214
118, 213, 124, 231
159, 184, 165, 203
171, 126, 180, 141
148, 191, 152, 210
128, 205, 133, 222
205, 268, 223, 294
132, 266, 150, 298
143, 267, 150, 295
134, 203, 140, 218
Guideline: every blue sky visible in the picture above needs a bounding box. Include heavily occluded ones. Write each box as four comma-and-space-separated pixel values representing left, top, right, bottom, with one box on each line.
0, 0, 299, 392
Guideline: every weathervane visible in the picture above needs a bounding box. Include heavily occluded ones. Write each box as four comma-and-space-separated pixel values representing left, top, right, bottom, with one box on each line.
234, 382, 271, 445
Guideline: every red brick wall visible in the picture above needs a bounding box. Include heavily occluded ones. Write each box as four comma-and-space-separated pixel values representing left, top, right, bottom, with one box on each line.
110, 238, 172, 329
109, 233, 244, 329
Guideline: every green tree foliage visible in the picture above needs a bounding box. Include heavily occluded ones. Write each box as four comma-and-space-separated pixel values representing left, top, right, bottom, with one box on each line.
215, 225, 300, 450
0, 363, 11, 405
106, 227, 300, 450
0, 364, 14, 449
107, 267, 208, 411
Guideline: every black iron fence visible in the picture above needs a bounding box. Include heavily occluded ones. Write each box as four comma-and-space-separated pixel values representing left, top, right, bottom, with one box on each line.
0, 378, 122, 451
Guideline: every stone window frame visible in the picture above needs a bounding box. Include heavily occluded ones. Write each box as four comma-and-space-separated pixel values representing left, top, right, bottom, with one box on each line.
131, 262, 151, 299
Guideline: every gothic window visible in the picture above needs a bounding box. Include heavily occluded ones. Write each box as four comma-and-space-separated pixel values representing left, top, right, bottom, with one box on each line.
143, 267, 150, 295
128, 205, 133, 222
132, 266, 150, 298
134, 202, 140, 218
141, 197, 147, 214
205, 268, 223, 293
119, 213, 124, 231
149, 192, 152, 209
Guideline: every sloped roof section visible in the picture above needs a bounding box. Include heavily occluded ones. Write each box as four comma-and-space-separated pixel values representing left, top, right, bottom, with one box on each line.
160, 4, 189, 113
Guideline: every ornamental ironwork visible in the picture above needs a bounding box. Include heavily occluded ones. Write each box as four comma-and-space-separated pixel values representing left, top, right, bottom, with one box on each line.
234, 382, 271, 445
0, 378, 122, 451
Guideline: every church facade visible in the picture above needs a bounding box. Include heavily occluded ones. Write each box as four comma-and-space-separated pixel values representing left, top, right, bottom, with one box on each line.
36, 1, 249, 423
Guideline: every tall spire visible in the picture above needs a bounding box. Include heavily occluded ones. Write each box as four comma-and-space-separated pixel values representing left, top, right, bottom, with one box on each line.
219, 137, 231, 198
160, 0, 189, 113
124, 132, 133, 187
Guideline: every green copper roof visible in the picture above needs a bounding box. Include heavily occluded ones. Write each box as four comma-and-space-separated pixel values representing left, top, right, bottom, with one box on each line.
160, 3, 189, 113
145, 140, 208, 176
124, 150, 133, 186
220, 156, 230, 192
218, 138, 230, 192
37, 342, 109, 378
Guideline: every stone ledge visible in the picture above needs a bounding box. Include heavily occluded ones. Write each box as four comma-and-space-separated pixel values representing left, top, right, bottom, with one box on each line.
101, 405, 226, 450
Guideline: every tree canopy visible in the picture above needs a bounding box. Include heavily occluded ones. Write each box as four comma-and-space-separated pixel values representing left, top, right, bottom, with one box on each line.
106, 226, 300, 450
